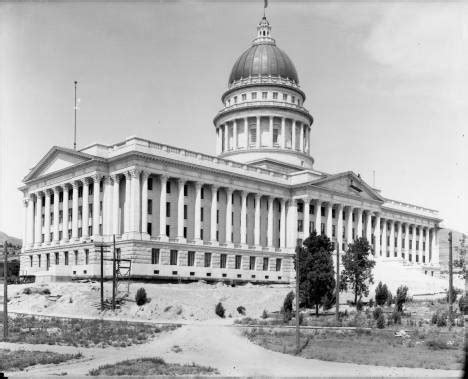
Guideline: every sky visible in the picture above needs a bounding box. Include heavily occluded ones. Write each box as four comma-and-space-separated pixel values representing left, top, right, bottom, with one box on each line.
0, 0, 467, 239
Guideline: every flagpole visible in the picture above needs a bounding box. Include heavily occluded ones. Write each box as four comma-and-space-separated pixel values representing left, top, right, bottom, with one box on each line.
74, 81, 77, 150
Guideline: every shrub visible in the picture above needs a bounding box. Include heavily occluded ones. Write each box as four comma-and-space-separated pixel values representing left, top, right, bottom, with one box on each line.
261, 310, 268, 319
446, 287, 459, 304
373, 307, 383, 320
237, 306, 246, 315
135, 288, 147, 306
386, 291, 393, 306
431, 311, 448, 327
40, 288, 51, 295
283, 291, 294, 314
375, 282, 389, 306
368, 298, 374, 308
426, 339, 453, 350
376, 314, 385, 329
215, 302, 225, 318
395, 285, 408, 312
356, 300, 363, 311
23, 287, 32, 295
391, 310, 402, 325
298, 312, 304, 325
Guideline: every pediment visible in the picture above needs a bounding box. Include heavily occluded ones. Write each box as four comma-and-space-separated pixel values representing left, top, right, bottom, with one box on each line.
23, 146, 95, 182
310, 171, 384, 202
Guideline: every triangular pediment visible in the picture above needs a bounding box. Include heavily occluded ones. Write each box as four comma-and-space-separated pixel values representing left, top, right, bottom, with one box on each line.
310, 171, 384, 202
23, 146, 95, 182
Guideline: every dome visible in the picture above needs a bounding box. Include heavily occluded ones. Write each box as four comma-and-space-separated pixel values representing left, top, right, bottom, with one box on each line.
229, 44, 299, 85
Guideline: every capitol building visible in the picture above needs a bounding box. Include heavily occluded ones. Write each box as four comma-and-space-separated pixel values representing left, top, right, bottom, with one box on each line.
19, 17, 441, 282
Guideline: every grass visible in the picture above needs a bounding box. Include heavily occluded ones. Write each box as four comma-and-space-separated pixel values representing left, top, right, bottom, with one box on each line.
244, 326, 464, 370
0, 313, 178, 348
0, 349, 82, 371
88, 357, 219, 376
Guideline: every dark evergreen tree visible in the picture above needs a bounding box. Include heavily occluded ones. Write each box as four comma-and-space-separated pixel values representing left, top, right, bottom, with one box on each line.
296, 231, 335, 317
340, 237, 375, 306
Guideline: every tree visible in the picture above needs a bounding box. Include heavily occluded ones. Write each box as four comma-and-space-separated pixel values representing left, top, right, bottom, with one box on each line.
395, 285, 408, 312
296, 231, 335, 317
375, 281, 389, 306
340, 237, 375, 306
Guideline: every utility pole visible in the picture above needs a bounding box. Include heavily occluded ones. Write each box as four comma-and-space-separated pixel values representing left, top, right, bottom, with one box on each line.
3, 242, 8, 340
112, 234, 116, 311
73, 81, 77, 150
295, 245, 300, 355
336, 243, 340, 321
100, 244, 104, 311
448, 231, 453, 328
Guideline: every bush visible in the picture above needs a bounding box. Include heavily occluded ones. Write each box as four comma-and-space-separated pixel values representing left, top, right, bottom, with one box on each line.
395, 285, 408, 312
375, 282, 389, 306
40, 288, 51, 295
431, 311, 448, 327
391, 310, 402, 325
135, 288, 147, 306
261, 310, 268, 319
215, 302, 225, 318
373, 307, 383, 321
376, 314, 385, 329
356, 300, 363, 311
23, 287, 32, 295
386, 292, 393, 306
446, 287, 460, 304
299, 312, 304, 325
283, 291, 294, 314
368, 298, 374, 308
237, 306, 246, 315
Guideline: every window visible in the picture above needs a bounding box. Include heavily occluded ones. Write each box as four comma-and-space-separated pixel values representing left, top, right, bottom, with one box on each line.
188, 251, 195, 266
241, 93, 246, 101
251, 92, 257, 100
74, 250, 78, 265
146, 221, 152, 235
64, 251, 69, 266
297, 220, 303, 232
310, 205, 314, 214
55, 252, 59, 265
184, 184, 188, 196
321, 223, 325, 234
170, 250, 178, 265
321, 206, 325, 216
297, 203, 304, 213
59, 231, 63, 240
201, 229, 204, 240
148, 177, 153, 190
235, 255, 242, 269
249, 127, 257, 145
78, 186, 83, 198
276, 258, 282, 272
273, 92, 278, 99
283, 93, 287, 101
249, 256, 256, 270
332, 225, 336, 237
416, 241, 419, 250
148, 199, 153, 215
78, 227, 82, 238
201, 207, 204, 222
220, 254, 227, 269
273, 128, 279, 144
29, 255, 33, 267
166, 225, 170, 237
166, 181, 171, 193
38, 254, 41, 267
88, 225, 92, 235
69, 191, 73, 200
292, 95, 295, 103
166, 202, 170, 217
59, 192, 63, 202
68, 209, 72, 221
204, 253, 211, 267
216, 210, 219, 224
184, 205, 187, 219
59, 210, 63, 223
263, 257, 269, 271
85, 249, 89, 265
151, 248, 160, 264
201, 188, 204, 199
89, 184, 93, 196
234, 96, 237, 103
183, 227, 187, 238
262, 92, 267, 99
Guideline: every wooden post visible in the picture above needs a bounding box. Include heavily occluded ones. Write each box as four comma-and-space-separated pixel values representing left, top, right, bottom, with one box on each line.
3, 242, 8, 340
112, 235, 116, 311
448, 231, 453, 328
336, 243, 340, 321
295, 245, 300, 354
100, 244, 104, 311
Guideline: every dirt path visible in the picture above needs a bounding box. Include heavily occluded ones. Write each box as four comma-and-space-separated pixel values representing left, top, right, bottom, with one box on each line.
1, 322, 462, 378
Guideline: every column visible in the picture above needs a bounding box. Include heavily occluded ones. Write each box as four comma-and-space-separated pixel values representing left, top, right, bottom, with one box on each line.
374, 214, 381, 257
141, 172, 149, 237
292, 121, 296, 150
286, 199, 297, 248
410, 224, 416, 261
356, 208, 363, 238
345, 206, 353, 244
225, 188, 233, 244
281, 118, 286, 148
424, 227, 430, 263
130, 169, 141, 233
365, 211, 372, 243
396, 222, 402, 258
211, 185, 218, 242
82, 178, 90, 238
194, 182, 202, 241
269, 116, 274, 147
279, 198, 286, 248
111, 174, 120, 236
22, 197, 29, 249
71, 181, 79, 240
92, 175, 101, 237
389, 220, 395, 258
417, 226, 423, 264
34, 192, 43, 246
159, 175, 168, 238
123, 172, 131, 233
103, 176, 113, 237
404, 223, 410, 260
381, 218, 387, 257
336, 204, 344, 250
299, 123, 304, 152
177, 179, 185, 240
44, 189, 51, 243
244, 117, 249, 148
256, 116, 260, 148
430, 228, 436, 264
216, 128, 221, 154
267, 197, 274, 247
224, 124, 229, 151
254, 193, 261, 246
233, 119, 238, 150
63, 186, 69, 241
315, 199, 322, 235
27, 194, 35, 247
240, 191, 247, 245
303, 198, 310, 238
325, 202, 333, 238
